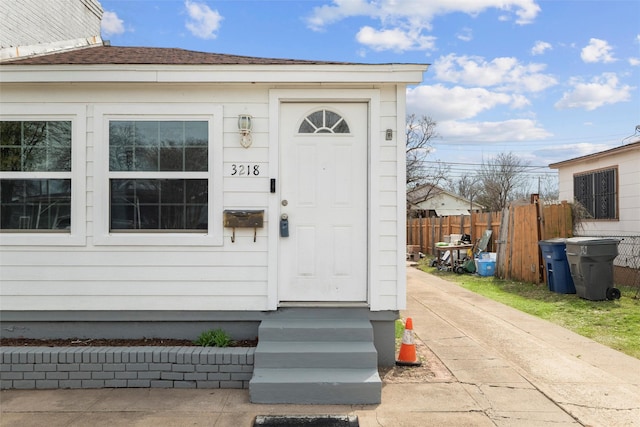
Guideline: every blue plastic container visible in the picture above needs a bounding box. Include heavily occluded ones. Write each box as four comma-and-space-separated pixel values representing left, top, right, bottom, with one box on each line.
538, 238, 575, 294
477, 259, 495, 276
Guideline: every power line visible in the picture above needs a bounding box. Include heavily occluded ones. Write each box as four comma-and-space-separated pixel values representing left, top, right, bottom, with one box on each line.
417, 160, 557, 170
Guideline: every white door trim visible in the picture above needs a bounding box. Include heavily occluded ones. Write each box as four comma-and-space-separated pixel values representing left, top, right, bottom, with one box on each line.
267, 89, 381, 310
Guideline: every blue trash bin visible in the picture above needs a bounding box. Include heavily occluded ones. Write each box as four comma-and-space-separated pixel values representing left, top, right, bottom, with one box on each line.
538, 238, 575, 294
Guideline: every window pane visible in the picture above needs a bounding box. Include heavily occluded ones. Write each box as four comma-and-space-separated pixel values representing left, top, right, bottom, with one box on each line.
185, 121, 208, 146
185, 147, 208, 171
135, 121, 159, 146
298, 119, 316, 134
110, 179, 207, 231
325, 111, 341, 129
297, 110, 350, 134
333, 120, 350, 133
0, 179, 71, 230
160, 121, 184, 147
307, 111, 323, 128
22, 148, 48, 171
160, 147, 184, 171
110, 121, 207, 172
134, 147, 159, 171
161, 180, 184, 203
0, 121, 71, 172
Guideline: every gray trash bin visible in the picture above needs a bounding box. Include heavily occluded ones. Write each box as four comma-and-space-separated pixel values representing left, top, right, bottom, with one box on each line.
565, 237, 620, 301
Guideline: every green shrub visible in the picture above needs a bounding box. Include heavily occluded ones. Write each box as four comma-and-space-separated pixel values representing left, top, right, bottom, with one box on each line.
194, 328, 233, 347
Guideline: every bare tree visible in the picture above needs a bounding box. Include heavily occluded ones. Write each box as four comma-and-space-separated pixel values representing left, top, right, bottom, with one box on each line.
405, 114, 450, 215
406, 114, 441, 189
537, 175, 559, 201
475, 152, 530, 211
447, 174, 481, 202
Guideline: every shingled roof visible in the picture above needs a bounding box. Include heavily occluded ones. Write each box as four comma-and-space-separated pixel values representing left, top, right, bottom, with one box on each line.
2, 45, 353, 66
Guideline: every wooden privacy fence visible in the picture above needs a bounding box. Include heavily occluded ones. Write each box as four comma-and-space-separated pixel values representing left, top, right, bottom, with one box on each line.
407, 200, 573, 284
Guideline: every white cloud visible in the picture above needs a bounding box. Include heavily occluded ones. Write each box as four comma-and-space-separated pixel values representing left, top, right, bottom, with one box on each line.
184, 0, 223, 40
432, 54, 557, 92
437, 119, 551, 142
581, 38, 616, 63
536, 143, 615, 163
406, 81, 551, 143
531, 40, 551, 55
629, 57, 640, 66
306, 0, 540, 52
456, 27, 473, 42
555, 73, 633, 111
355, 26, 435, 51
101, 11, 125, 36
407, 84, 528, 122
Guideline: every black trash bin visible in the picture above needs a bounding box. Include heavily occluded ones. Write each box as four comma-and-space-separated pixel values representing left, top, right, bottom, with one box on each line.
565, 237, 620, 301
538, 238, 575, 293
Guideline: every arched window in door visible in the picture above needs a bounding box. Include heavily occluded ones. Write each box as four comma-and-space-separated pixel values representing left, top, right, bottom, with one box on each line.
298, 109, 350, 134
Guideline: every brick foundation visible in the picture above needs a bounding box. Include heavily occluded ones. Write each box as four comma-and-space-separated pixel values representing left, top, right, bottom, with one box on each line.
0, 346, 255, 390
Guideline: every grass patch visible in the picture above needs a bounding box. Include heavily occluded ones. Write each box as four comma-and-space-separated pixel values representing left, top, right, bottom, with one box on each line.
418, 263, 640, 360
194, 328, 233, 347
395, 318, 405, 340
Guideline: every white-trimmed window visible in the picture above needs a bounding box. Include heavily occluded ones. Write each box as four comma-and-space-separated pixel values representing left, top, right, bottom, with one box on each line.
0, 105, 86, 245
93, 104, 223, 246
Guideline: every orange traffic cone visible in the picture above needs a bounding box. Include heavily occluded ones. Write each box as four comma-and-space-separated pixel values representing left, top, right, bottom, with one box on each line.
396, 317, 422, 366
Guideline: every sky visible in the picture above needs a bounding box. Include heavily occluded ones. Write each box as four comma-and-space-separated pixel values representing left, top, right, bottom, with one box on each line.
99, 0, 640, 188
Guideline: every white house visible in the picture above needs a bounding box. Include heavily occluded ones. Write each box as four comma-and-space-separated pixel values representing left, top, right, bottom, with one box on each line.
549, 141, 640, 236
549, 141, 640, 282
407, 184, 484, 217
0, 15, 427, 402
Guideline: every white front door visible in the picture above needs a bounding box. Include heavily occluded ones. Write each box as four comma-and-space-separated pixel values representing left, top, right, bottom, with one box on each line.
278, 103, 368, 302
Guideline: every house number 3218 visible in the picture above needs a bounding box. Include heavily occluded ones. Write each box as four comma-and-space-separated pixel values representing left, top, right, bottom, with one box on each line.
230, 164, 260, 176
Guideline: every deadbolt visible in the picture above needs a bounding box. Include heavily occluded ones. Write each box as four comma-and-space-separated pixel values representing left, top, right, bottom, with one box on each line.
281, 200, 288, 206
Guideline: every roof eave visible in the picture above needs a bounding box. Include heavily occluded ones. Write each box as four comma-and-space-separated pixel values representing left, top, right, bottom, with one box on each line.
0, 63, 428, 84
549, 141, 640, 169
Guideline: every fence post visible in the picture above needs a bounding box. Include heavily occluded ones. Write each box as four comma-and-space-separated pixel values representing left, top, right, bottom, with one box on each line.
419, 216, 424, 254
532, 194, 544, 284
431, 220, 436, 256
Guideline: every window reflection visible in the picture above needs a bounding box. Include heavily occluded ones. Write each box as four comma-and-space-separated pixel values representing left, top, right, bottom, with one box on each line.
0, 121, 73, 231
0, 179, 71, 230
110, 179, 207, 230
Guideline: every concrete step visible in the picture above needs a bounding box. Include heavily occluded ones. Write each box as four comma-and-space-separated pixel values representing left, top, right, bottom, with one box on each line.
257, 318, 373, 342
249, 368, 382, 404
253, 341, 378, 369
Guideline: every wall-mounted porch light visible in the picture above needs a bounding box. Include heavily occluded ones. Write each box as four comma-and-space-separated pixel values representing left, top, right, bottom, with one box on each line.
238, 114, 253, 148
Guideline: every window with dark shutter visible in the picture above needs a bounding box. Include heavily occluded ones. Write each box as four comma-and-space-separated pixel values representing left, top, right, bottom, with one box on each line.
573, 168, 617, 220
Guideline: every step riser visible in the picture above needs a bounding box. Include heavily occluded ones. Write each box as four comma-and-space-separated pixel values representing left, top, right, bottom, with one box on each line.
250, 382, 381, 405
254, 351, 378, 369
258, 326, 373, 342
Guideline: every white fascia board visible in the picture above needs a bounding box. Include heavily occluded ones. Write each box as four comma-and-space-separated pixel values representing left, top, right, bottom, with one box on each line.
0, 64, 428, 84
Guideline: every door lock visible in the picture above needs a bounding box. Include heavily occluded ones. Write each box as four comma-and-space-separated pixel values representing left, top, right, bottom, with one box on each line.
280, 214, 289, 237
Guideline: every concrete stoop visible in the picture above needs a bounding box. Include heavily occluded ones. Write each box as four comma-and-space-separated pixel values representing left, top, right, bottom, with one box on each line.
249, 318, 381, 404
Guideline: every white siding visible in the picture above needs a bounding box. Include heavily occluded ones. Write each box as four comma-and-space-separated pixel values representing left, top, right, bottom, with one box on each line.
556, 146, 640, 235
1, 82, 407, 312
